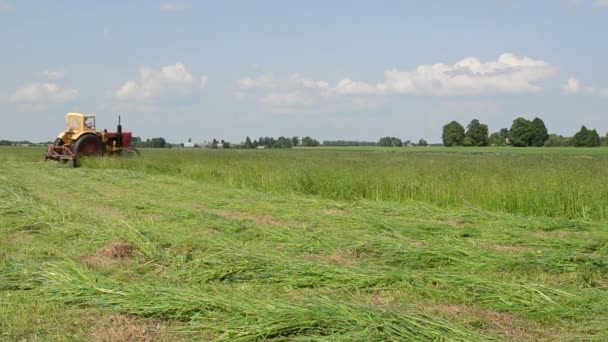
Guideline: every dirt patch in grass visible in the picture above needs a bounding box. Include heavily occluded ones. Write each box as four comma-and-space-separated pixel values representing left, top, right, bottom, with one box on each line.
94, 204, 124, 219
206, 208, 284, 226
142, 213, 164, 222
90, 314, 162, 342
532, 230, 588, 239
82, 241, 137, 268
305, 249, 357, 267
7, 231, 34, 244
369, 290, 396, 307
322, 208, 344, 216
427, 303, 557, 340
484, 244, 534, 254
100, 241, 136, 258
447, 218, 471, 227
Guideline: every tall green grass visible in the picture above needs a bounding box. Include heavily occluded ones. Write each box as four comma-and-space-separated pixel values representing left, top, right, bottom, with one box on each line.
2, 157, 607, 340
79, 148, 608, 221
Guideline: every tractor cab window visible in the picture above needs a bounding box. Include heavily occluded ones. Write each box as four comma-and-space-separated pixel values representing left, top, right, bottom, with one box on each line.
85, 117, 95, 130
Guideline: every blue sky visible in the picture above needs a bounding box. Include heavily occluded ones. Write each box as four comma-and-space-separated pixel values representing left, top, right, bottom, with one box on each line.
1, 0, 607, 143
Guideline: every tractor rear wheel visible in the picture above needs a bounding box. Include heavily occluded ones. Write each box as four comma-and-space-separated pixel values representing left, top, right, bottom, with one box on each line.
73, 134, 104, 157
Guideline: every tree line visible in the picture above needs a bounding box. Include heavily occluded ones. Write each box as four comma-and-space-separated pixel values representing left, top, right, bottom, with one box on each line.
196, 136, 322, 149
443, 118, 607, 147
68, 118, 608, 149
376, 137, 428, 147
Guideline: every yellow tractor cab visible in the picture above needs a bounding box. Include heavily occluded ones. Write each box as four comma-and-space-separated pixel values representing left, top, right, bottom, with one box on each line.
66, 113, 96, 131
56, 113, 97, 144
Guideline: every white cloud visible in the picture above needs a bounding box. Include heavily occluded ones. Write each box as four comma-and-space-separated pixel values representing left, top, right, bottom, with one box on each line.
562, 77, 581, 94
237, 53, 555, 114
260, 91, 313, 107
114, 62, 206, 101
333, 53, 554, 96
10, 82, 78, 104
334, 78, 385, 95
597, 0, 608, 8
240, 53, 553, 101
237, 73, 275, 89
160, 3, 185, 12
561, 77, 608, 97
288, 73, 330, 92
43, 69, 65, 80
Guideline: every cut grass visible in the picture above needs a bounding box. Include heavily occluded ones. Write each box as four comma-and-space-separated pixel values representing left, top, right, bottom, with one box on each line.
1, 148, 608, 340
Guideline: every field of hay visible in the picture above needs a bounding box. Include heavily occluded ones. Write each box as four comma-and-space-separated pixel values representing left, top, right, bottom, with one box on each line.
1, 146, 607, 341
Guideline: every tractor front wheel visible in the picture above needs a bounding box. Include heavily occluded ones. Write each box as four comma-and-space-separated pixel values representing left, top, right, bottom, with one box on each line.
73, 134, 104, 157
120, 148, 140, 157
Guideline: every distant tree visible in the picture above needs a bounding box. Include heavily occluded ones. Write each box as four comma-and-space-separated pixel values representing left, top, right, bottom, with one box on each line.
464, 119, 489, 146
509, 117, 549, 147
272, 136, 293, 148
188, 137, 192, 143
601, 133, 608, 146
221, 140, 231, 149
574, 126, 589, 147
509, 117, 534, 147
244, 136, 254, 149
301, 136, 320, 147
489, 128, 510, 146
544, 134, 573, 147
404, 140, 412, 147
150, 137, 166, 148
322, 140, 377, 146
378, 137, 402, 147
291, 136, 300, 147
418, 138, 428, 147
211, 138, 219, 149
442, 121, 465, 146
590, 129, 602, 147
529, 118, 549, 147
574, 126, 601, 147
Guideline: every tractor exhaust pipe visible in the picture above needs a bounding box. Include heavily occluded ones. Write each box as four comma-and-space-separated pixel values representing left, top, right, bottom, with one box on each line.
117, 115, 123, 147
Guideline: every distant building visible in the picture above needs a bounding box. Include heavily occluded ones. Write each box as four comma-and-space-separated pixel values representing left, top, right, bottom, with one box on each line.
183, 142, 194, 148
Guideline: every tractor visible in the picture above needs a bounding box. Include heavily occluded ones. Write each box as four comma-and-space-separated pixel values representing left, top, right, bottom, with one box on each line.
44, 113, 139, 167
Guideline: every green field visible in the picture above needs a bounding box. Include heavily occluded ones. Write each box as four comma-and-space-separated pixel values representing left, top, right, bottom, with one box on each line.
1, 146, 607, 341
